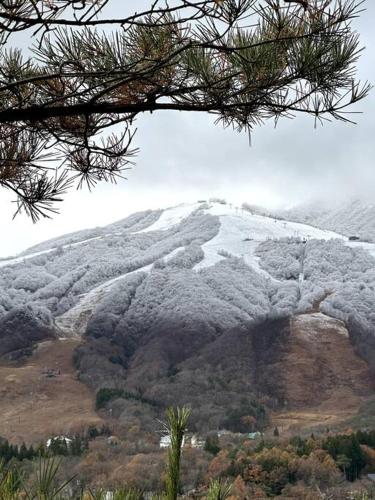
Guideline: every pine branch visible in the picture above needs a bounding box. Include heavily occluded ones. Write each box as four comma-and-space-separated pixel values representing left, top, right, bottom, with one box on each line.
0, 0, 370, 219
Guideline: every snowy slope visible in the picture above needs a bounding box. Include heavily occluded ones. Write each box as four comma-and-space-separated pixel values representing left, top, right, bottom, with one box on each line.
347, 241, 375, 260
0, 236, 103, 269
137, 203, 201, 233
55, 263, 153, 336
194, 203, 345, 274
2, 199, 375, 436
0, 205, 196, 268
279, 199, 375, 243
1, 199, 375, 344
55, 247, 186, 336
6, 210, 163, 260
0, 248, 56, 268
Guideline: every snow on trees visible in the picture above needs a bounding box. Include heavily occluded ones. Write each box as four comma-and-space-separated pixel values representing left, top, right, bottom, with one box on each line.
0, 203, 374, 348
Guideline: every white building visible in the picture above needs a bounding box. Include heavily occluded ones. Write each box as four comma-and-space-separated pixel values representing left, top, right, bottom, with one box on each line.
159, 435, 171, 448
190, 434, 205, 449
46, 436, 73, 449
159, 434, 186, 449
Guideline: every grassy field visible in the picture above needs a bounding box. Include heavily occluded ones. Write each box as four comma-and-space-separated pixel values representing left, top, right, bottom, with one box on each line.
0, 338, 102, 444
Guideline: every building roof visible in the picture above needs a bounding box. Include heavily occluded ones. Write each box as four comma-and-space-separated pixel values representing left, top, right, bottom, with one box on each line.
46, 436, 73, 447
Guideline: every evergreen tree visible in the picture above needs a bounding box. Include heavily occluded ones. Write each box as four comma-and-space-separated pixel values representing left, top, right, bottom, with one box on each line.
205, 434, 221, 455
70, 435, 85, 456
19, 443, 28, 461
27, 445, 36, 460
323, 434, 367, 481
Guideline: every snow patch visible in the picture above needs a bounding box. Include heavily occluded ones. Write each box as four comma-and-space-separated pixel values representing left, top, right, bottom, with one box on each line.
137, 203, 201, 233
195, 203, 344, 276
0, 236, 104, 269
0, 249, 56, 268
55, 263, 153, 336
164, 246, 185, 262
346, 241, 375, 260
54, 246, 186, 336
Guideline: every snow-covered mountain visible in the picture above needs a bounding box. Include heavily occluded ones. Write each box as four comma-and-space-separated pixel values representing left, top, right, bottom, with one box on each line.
276, 199, 375, 243
1, 199, 375, 343
1, 200, 374, 430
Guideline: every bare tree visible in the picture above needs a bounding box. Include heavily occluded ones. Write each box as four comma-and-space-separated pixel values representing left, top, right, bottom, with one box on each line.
0, 0, 370, 220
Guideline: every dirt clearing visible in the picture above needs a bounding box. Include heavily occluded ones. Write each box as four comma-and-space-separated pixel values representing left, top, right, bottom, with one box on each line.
0, 338, 102, 445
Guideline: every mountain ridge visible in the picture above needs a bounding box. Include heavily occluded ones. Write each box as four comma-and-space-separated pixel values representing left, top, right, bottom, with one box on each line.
274, 199, 375, 243
0, 199, 374, 436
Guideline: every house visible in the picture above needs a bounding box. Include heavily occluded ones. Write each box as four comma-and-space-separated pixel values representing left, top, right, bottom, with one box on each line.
42, 367, 61, 378
159, 435, 172, 448
159, 434, 186, 448
107, 435, 120, 447
190, 434, 205, 449
217, 430, 231, 437
46, 436, 72, 449
248, 432, 262, 440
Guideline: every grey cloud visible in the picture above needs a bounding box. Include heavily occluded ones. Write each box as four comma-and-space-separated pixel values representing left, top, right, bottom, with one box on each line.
0, 0, 374, 256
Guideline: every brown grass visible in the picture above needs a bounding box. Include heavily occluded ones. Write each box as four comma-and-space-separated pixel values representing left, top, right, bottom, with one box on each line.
271, 312, 375, 435
0, 338, 103, 445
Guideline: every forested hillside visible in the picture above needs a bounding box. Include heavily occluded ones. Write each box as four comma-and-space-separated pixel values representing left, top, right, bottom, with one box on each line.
0, 200, 374, 431
277, 200, 375, 243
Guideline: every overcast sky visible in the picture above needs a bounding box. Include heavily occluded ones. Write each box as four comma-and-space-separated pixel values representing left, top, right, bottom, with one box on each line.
0, 1, 374, 257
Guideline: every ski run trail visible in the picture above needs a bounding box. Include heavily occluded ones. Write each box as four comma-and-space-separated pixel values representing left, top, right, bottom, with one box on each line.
3, 201, 375, 337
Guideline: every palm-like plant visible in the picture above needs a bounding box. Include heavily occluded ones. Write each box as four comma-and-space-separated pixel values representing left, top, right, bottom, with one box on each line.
206, 479, 232, 500
0, 460, 22, 500
161, 406, 191, 500
24, 457, 75, 500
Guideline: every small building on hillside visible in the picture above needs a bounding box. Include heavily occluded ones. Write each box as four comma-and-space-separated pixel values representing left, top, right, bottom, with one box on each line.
46, 436, 72, 449
190, 434, 205, 449
42, 367, 61, 378
248, 432, 262, 440
159, 434, 190, 449
217, 430, 231, 437
159, 435, 172, 448
107, 435, 120, 447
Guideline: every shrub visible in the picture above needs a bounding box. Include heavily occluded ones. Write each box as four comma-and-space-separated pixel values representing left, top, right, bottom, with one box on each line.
205, 434, 221, 455
95, 388, 160, 410
323, 434, 367, 481
223, 400, 268, 433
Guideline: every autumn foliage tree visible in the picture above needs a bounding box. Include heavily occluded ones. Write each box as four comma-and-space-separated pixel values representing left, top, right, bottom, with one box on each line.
0, 0, 370, 219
